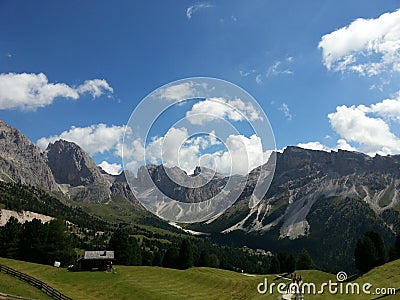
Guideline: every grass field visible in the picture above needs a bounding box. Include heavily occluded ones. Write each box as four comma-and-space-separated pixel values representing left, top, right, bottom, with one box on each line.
0, 271, 52, 299
0, 257, 398, 300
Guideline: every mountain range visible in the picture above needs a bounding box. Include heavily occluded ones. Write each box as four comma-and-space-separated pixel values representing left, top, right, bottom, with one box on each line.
0, 118, 399, 272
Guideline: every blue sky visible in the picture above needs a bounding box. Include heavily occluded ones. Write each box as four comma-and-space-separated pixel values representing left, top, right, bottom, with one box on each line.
1, 1, 400, 174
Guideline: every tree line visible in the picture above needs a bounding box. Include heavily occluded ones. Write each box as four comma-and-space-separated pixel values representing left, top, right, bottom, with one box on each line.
354, 230, 400, 273
0, 217, 75, 265
107, 226, 316, 273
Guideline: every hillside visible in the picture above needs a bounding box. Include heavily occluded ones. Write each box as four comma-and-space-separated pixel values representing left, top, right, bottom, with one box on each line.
0, 257, 399, 300
190, 147, 400, 272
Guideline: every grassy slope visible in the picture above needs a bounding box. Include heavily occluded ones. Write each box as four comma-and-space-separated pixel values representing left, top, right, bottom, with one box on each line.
0, 272, 52, 299
0, 257, 399, 300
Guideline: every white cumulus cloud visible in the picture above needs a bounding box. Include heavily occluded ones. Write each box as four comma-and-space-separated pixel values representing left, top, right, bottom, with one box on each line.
186, 97, 263, 125
297, 139, 357, 152
123, 127, 269, 175
0, 73, 113, 111
300, 93, 400, 155
318, 9, 400, 75
98, 161, 122, 175
155, 82, 197, 101
328, 94, 400, 155
77, 79, 113, 98
37, 123, 125, 156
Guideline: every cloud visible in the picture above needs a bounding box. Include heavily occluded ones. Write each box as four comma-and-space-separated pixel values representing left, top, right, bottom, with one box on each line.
124, 127, 269, 175
255, 74, 263, 84
278, 103, 293, 120
98, 161, 122, 175
185, 97, 263, 125
0, 72, 113, 111
267, 60, 294, 77
369, 97, 400, 121
297, 141, 332, 152
186, 3, 213, 19
239, 69, 256, 77
300, 93, 400, 156
213, 134, 268, 175
77, 79, 113, 98
318, 9, 400, 75
297, 139, 357, 152
328, 94, 400, 155
37, 123, 125, 156
155, 82, 197, 101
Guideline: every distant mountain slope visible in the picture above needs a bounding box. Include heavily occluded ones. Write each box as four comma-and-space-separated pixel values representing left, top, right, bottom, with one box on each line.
192, 147, 400, 272
208, 147, 400, 237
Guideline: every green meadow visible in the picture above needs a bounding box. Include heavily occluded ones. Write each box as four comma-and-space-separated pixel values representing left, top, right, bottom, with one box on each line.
0, 257, 398, 299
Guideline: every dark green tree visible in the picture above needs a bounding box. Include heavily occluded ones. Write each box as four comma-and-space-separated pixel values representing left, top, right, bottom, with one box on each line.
129, 236, 142, 265
296, 249, 315, 270
108, 227, 141, 265
178, 239, 194, 269
355, 236, 375, 273
365, 231, 386, 265
354, 231, 386, 273
0, 217, 22, 259
141, 248, 153, 266
395, 234, 400, 258
208, 254, 220, 268
277, 252, 296, 273
45, 219, 75, 266
198, 250, 210, 267
269, 256, 281, 274
20, 218, 48, 263
389, 233, 400, 261
163, 247, 179, 269
152, 250, 163, 267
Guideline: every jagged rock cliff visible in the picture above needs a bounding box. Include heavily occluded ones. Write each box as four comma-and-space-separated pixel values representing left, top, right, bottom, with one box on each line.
46, 140, 111, 202
0, 120, 59, 191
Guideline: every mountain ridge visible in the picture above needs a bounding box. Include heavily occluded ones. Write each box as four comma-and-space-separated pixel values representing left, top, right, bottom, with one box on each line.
0, 119, 399, 272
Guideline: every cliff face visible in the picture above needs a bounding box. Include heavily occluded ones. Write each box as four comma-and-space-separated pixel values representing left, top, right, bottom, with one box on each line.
44, 140, 141, 204
46, 139, 105, 187
208, 147, 400, 235
46, 139, 114, 202
0, 120, 59, 191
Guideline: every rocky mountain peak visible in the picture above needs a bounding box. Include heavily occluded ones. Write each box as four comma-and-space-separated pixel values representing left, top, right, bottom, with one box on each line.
0, 120, 58, 191
46, 140, 98, 186
46, 139, 111, 202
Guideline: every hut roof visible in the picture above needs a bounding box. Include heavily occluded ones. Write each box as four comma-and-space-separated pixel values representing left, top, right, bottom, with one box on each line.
83, 251, 114, 260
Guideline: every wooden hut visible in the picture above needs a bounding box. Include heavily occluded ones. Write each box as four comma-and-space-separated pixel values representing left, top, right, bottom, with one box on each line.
77, 251, 114, 271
